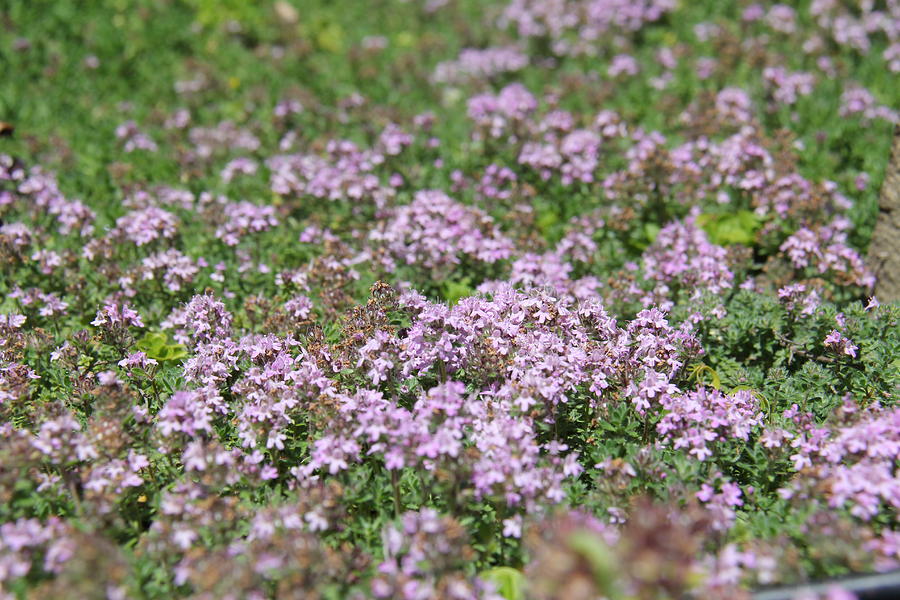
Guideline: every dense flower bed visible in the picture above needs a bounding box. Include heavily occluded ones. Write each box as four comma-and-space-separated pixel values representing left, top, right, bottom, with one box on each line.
1, 0, 898, 598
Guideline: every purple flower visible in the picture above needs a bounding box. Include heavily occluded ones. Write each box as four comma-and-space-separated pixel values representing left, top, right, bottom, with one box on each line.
215, 201, 278, 246
113, 206, 179, 246
823, 330, 858, 358
433, 46, 528, 83
370, 190, 514, 275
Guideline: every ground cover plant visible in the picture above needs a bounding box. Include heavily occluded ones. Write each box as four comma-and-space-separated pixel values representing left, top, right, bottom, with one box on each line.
1, 0, 899, 598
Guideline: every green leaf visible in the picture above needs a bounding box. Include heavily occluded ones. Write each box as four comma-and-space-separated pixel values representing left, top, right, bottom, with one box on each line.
135, 332, 187, 362
688, 363, 721, 389
536, 208, 560, 237
697, 210, 761, 246
567, 531, 623, 599
643, 222, 660, 244
309, 20, 345, 53
443, 278, 473, 306
135, 332, 167, 355
480, 567, 525, 600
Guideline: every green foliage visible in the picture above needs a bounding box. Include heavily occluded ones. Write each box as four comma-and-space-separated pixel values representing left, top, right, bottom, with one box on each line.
480, 567, 526, 600
700, 291, 900, 414
443, 278, 474, 306
566, 532, 623, 599
135, 332, 187, 362
696, 210, 761, 246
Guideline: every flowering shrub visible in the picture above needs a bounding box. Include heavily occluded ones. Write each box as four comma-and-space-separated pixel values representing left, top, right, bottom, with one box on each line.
1, 0, 898, 598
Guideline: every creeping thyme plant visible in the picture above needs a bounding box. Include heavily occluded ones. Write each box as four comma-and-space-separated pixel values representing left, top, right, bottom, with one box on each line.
1, 0, 899, 598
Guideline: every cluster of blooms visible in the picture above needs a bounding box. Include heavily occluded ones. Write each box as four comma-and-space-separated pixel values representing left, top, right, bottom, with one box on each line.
0, 314, 35, 409
274, 98, 304, 119
823, 330, 859, 359
387, 285, 701, 416
638, 217, 734, 310
27, 411, 96, 465
504, 251, 600, 302
91, 300, 144, 330
9, 287, 69, 318
121, 185, 197, 211
187, 120, 260, 159
519, 128, 602, 184
369, 190, 514, 274
839, 85, 899, 124
469, 92, 633, 187
229, 339, 334, 454
220, 156, 258, 183
142, 448, 250, 568
267, 138, 395, 207
658, 388, 763, 461
0, 518, 74, 590
29, 248, 63, 274
284, 294, 314, 320
0, 222, 31, 253
475, 163, 518, 201
117, 351, 158, 376
377, 123, 414, 156
696, 477, 745, 532
608, 53, 640, 78
172, 292, 233, 346
373, 509, 501, 600
138, 248, 200, 293
155, 389, 214, 439
778, 283, 821, 318
157, 484, 358, 599
2, 156, 96, 237
467, 83, 538, 141
754, 174, 843, 222
112, 206, 179, 246
779, 221, 875, 289
161, 300, 338, 470
499, 0, 677, 56
432, 45, 529, 83
115, 120, 158, 153
807, 0, 900, 55
305, 382, 578, 511
214, 200, 279, 246
780, 404, 900, 523
2, 376, 155, 528
762, 67, 816, 106
886, 43, 900, 73
616, 308, 704, 414
715, 88, 755, 124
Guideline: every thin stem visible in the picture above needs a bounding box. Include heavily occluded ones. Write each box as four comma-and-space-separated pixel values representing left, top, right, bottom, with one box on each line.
391, 469, 401, 518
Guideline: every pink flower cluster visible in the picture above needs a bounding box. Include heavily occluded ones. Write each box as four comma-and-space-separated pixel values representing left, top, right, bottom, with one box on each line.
370, 190, 514, 274
658, 388, 763, 461
433, 45, 528, 83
